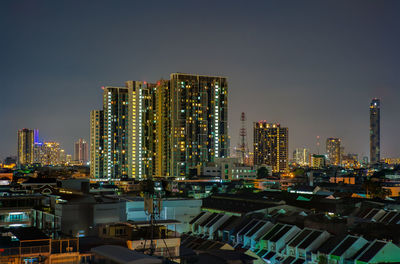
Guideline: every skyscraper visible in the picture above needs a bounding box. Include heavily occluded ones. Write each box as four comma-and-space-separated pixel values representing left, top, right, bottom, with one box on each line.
370, 98, 380, 164
37, 142, 62, 166
90, 110, 104, 178
154, 80, 171, 178
293, 147, 309, 166
90, 73, 228, 179
102, 86, 131, 178
92, 82, 155, 179
17, 128, 37, 166
126, 80, 160, 179
326, 138, 341, 165
169, 73, 228, 177
74, 138, 88, 164
254, 122, 288, 173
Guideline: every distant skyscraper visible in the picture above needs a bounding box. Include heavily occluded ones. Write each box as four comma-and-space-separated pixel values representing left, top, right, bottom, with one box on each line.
370, 98, 380, 164
17, 128, 37, 166
90, 110, 104, 178
34, 142, 62, 166
60, 149, 66, 164
326, 138, 341, 165
74, 138, 88, 164
254, 122, 288, 173
66, 154, 72, 164
293, 147, 309, 166
169, 73, 228, 177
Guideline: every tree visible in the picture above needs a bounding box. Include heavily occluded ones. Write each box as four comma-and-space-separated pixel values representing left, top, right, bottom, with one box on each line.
318, 255, 328, 264
257, 167, 269, 179
293, 168, 305, 177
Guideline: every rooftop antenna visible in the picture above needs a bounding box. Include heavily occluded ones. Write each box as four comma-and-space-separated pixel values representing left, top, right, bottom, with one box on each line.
142, 180, 172, 259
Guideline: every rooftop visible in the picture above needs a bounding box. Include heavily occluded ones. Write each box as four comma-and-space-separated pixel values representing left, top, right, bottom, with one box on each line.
91, 245, 162, 264
331, 236, 358, 257
358, 240, 386, 263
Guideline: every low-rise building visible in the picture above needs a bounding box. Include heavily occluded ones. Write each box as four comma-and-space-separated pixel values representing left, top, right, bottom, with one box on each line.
98, 220, 181, 261
0, 227, 81, 264
125, 197, 202, 234
55, 195, 126, 237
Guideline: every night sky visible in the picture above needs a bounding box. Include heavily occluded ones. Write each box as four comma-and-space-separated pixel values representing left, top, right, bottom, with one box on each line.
1, 0, 400, 160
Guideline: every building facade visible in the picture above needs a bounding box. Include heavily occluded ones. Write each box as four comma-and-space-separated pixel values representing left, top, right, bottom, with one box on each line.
90, 73, 228, 179
90, 110, 104, 178
254, 122, 289, 173
293, 148, 310, 166
311, 154, 326, 169
92, 82, 158, 179
370, 98, 380, 164
102, 86, 130, 178
326, 138, 341, 165
34, 142, 63, 166
17, 128, 36, 166
74, 138, 88, 164
169, 73, 228, 177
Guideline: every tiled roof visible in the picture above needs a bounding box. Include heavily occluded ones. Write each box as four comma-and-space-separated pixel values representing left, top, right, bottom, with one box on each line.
331, 236, 358, 257
358, 241, 386, 263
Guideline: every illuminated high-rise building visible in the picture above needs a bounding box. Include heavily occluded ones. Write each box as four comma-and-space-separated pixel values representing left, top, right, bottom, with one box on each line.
93, 82, 156, 179
293, 147, 309, 166
102, 86, 131, 178
35, 142, 62, 166
326, 138, 341, 165
91, 73, 228, 179
66, 154, 72, 164
90, 110, 104, 178
74, 138, 88, 164
254, 122, 288, 173
169, 73, 228, 177
125, 80, 157, 179
60, 149, 66, 164
17, 128, 38, 166
370, 98, 380, 164
154, 80, 171, 178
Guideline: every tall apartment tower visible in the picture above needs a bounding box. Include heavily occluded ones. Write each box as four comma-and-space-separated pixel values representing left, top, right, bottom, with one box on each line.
154, 80, 171, 178
125, 80, 157, 180
17, 128, 36, 166
90, 73, 228, 179
326, 138, 341, 165
91, 82, 155, 179
90, 110, 104, 178
169, 73, 228, 177
370, 98, 380, 164
74, 138, 88, 164
102, 86, 130, 178
254, 122, 288, 173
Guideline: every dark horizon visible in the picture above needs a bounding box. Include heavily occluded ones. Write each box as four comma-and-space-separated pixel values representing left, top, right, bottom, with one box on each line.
1, 0, 400, 159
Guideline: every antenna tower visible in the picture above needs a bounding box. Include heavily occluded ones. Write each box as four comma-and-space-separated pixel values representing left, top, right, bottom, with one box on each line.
236, 112, 249, 165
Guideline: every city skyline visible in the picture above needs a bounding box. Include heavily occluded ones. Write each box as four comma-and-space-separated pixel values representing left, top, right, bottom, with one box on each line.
1, 1, 400, 159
